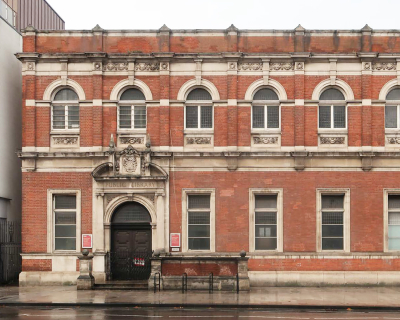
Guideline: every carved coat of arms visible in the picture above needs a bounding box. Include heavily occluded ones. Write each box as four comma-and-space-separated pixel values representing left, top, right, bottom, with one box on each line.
119, 145, 141, 175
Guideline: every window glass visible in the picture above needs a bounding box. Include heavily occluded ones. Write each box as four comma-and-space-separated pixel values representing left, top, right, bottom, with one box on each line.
321, 194, 344, 250
255, 195, 278, 250
386, 88, 400, 100
54, 195, 76, 250
134, 106, 146, 128
385, 105, 397, 129
120, 88, 145, 100
188, 195, 210, 250
54, 89, 78, 101
119, 106, 132, 129
186, 106, 198, 128
187, 88, 212, 101
267, 106, 279, 128
252, 106, 264, 129
319, 106, 331, 128
253, 88, 279, 101
200, 106, 212, 128
388, 195, 400, 250
334, 106, 346, 128
320, 88, 345, 101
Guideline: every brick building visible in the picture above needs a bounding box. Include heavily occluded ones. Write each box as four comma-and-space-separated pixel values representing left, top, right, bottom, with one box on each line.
17, 24, 400, 287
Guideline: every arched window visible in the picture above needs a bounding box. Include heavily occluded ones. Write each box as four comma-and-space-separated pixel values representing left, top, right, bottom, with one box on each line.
185, 88, 213, 129
252, 88, 279, 129
118, 88, 146, 130
385, 88, 400, 129
52, 88, 79, 130
318, 88, 346, 129
112, 202, 151, 223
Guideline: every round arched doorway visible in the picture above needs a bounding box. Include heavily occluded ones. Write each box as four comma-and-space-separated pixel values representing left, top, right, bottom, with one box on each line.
110, 201, 152, 280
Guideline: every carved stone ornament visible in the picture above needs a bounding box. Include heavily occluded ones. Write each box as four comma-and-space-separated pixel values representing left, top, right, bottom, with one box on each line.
53, 136, 78, 145
270, 62, 294, 71
160, 62, 169, 71
372, 62, 396, 71
363, 62, 371, 70
387, 137, 400, 144
295, 62, 304, 70
103, 62, 128, 71
135, 63, 160, 71
120, 137, 144, 145
253, 137, 279, 144
27, 62, 35, 71
186, 137, 212, 145
320, 137, 345, 144
238, 63, 262, 71
119, 145, 140, 174
93, 62, 102, 71
229, 62, 237, 70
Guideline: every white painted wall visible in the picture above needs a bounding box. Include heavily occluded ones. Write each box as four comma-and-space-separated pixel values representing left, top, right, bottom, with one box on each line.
0, 17, 22, 221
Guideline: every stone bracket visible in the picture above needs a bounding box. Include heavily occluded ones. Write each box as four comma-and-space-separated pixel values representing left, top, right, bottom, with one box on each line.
291, 151, 308, 171
360, 152, 374, 171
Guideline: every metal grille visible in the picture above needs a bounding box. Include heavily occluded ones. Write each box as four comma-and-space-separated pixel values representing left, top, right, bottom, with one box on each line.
54, 195, 76, 251
120, 88, 145, 100
252, 106, 264, 128
255, 195, 277, 209
321, 195, 344, 250
333, 106, 346, 128
108, 251, 151, 280
187, 88, 212, 100
112, 203, 151, 223
322, 195, 344, 209
188, 195, 210, 250
322, 212, 343, 224
386, 88, 400, 100
388, 195, 400, 250
188, 195, 210, 209
188, 211, 210, 224
54, 88, 78, 101
320, 88, 345, 100
389, 212, 400, 224
200, 106, 212, 128
255, 212, 277, 224
319, 106, 331, 128
253, 88, 279, 100
389, 195, 400, 209
119, 106, 132, 129
385, 105, 397, 128
134, 106, 147, 128
186, 106, 198, 128
0, 220, 21, 284
267, 106, 279, 128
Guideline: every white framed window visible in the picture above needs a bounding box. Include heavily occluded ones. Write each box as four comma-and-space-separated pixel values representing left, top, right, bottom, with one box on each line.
383, 189, 400, 252
251, 88, 280, 131
118, 88, 147, 131
316, 188, 350, 252
47, 189, 81, 253
318, 88, 347, 130
185, 88, 213, 131
249, 189, 283, 252
181, 188, 215, 252
385, 88, 400, 130
51, 88, 80, 131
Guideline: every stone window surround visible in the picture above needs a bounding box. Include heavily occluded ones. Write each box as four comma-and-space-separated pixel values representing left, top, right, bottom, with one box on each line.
249, 188, 283, 253
383, 189, 400, 252
47, 189, 82, 254
181, 188, 215, 253
316, 188, 351, 253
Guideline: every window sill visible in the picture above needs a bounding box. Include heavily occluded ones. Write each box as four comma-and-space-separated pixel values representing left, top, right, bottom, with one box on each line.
50, 130, 80, 135
184, 129, 214, 134
251, 129, 281, 134
118, 130, 147, 134
318, 129, 347, 134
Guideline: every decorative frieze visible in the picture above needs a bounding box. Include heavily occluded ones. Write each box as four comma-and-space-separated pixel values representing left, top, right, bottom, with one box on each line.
372, 62, 396, 71
93, 62, 102, 71
238, 63, 262, 71
186, 137, 212, 145
135, 63, 160, 71
270, 62, 294, 71
253, 137, 279, 144
103, 62, 128, 71
160, 62, 169, 71
295, 62, 304, 70
387, 137, 400, 144
363, 62, 372, 71
53, 136, 79, 145
27, 62, 35, 71
119, 137, 144, 145
320, 137, 345, 144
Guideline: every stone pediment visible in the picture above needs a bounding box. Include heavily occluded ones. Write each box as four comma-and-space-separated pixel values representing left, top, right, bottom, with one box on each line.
91, 145, 168, 181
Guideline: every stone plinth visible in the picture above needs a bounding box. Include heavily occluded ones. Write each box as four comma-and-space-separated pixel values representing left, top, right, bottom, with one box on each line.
77, 251, 95, 290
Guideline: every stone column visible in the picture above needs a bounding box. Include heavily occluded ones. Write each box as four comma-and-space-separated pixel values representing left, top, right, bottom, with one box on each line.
148, 257, 162, 291
77, 250, 95, 290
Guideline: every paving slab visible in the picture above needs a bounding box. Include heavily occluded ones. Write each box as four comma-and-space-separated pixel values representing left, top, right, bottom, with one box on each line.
1, 286, 400, 309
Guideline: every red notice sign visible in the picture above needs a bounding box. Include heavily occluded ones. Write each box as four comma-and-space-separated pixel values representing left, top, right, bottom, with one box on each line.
82, 234, 92, 249
170, 233, 180, 248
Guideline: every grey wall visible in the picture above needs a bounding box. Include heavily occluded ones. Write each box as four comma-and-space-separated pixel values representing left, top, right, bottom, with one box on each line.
0, 16, 21, 221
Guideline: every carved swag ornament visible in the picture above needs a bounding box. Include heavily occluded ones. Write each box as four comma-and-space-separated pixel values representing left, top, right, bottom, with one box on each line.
253, 137, 278, 144
320, 137, 345, 144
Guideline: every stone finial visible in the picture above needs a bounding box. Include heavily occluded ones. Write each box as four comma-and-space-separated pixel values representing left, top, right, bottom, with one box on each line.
23, 25, 37, 32
109, 134, 115, 153
82, 249, 89, 256
159, 24, 171, 32
295, 24, 305, 31
227, 24, 239, 32
92, 24, 104, 32
145, 134, 151, 149
361, 24, 372, 31
240, 250, 246, 258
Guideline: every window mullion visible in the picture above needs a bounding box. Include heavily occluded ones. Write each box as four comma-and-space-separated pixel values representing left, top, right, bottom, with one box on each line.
265, 105, 268, 129
65, 105, 68, 130
132, 105, 135, 129
397, 105, 400, 129
198, 105, 201, 129
331, 105, 334, 129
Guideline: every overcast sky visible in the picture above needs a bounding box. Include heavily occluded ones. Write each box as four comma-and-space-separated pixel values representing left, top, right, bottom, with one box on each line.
46, 0, 400, 31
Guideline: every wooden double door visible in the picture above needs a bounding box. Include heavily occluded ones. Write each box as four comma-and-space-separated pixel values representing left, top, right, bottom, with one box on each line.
110, 224, 152, 280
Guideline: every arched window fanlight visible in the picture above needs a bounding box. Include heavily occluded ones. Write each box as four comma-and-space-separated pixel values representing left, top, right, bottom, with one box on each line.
385, 88, 400, 129
120, 88, 146, 100
52, 88, 79, 130
185, 88, 213, 129
118, 88, 146, 130
112, 202, 151, 223
54, 88, 79, 101
253, 88, 279, 101
252, 88, 279, 130
318, 87, 346, 129
187, 88, 212, 101
319, 88, 345, 101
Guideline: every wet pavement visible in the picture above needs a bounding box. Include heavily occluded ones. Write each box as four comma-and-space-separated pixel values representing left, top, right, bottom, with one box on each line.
1, 306, 400, 319
1, 286, 400, 309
